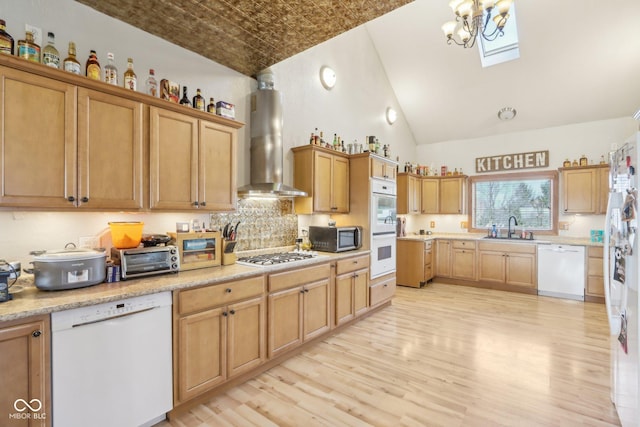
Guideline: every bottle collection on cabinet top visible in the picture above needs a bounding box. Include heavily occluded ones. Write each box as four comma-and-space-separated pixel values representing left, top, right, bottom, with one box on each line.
0, 18, 235, 118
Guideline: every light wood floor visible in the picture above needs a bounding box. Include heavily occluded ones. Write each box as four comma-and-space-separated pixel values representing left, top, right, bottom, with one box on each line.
158, 283, 620, 427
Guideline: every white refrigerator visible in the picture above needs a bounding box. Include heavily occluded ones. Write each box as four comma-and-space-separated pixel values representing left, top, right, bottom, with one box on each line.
605, 132, 640, 426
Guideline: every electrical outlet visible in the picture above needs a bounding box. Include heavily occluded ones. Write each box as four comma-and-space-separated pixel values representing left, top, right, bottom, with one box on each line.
559, 221, 570, 230
430, 221, 436, 228
79, 236, 99, 248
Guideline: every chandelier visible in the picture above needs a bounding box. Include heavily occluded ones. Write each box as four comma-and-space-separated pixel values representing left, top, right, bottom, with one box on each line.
441, 0, 513, 48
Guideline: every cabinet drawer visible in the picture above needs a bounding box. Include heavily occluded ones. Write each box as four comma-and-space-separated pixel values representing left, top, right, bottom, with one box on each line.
588, 246, 603, 258
588, 255, 603, 277
478, 241, 536, 254
178, 275, 265, 315
370, 276, 396, 306
424, 264, 433, 281
269, 263, 331, 292
424, 240, 433, 250
336, 254, 370, 275
452, 240, 475, 249
424, 249, 433, 265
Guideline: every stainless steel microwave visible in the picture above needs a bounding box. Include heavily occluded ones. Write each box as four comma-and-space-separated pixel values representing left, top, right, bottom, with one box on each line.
308, 226, 363, 253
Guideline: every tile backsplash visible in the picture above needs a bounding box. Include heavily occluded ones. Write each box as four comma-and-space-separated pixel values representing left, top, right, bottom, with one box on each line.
210, 199, 298, 251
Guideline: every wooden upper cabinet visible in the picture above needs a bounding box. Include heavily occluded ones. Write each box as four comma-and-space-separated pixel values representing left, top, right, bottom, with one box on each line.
77, 88, 144, 209
150, 107, 198, 210
397, 173, 421, 214
561, 165, 608, 214
421, 178, 439, 214
292, 145, 349, 214
371, 157, 396, 181
0, 65, 77, 208
439, 176, 466, 214
199, 120, 237, 211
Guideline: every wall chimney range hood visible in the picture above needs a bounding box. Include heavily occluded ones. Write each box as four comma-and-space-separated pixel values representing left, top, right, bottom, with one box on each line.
237, 83, 307, 198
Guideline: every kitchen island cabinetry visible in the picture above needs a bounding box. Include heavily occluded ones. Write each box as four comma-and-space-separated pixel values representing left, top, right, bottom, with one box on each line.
451, 240, 476, 281
0, 314, 51, 427
477, 241, 537, 292
173, 276, 266, 404
268, 263, 331, 358
397, 173, 421, 214
560, 164, 608, 214
150, 107, 237, 211
335, 255, 370, 326
292, 145, 349, 214
397, 239, 433, 287
586, 246, 605, 302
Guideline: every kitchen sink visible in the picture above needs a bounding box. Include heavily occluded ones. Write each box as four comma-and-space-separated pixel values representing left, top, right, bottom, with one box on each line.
482, 236, 546, 243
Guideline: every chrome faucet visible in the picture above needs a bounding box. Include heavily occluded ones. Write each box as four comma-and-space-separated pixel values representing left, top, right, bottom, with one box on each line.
508, 216, 518, 238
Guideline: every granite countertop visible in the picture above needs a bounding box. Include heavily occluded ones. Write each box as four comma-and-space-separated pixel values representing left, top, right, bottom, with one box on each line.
0, 250, 369, 322
397, 232, 602, 247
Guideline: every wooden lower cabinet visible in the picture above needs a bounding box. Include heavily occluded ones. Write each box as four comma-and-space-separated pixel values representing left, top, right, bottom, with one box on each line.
268, 263, 331, 358
451, 240, 476, 281
435, 240, 452, 278
335, 255, 370, 326
173, 276, 266, 404
0, 314, 51, 427
477, 242, 537, 289
397, 239, 432, 287
370, 272, 396, 307
586, 246, 605, 302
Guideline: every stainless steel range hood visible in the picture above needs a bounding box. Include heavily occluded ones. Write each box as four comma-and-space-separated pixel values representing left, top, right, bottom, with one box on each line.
237, 85, 307, 198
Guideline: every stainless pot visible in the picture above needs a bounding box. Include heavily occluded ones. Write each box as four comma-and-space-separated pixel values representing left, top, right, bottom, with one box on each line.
26, 248, 106, 291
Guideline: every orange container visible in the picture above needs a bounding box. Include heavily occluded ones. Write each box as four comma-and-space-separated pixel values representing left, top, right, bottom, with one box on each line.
108, 222, 144, 249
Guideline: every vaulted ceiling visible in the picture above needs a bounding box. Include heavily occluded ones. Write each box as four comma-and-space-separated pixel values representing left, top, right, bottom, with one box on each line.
76, 0, 640, 145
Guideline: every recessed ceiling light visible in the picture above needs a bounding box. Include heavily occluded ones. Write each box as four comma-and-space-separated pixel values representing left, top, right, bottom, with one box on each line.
498, 107, 516, 121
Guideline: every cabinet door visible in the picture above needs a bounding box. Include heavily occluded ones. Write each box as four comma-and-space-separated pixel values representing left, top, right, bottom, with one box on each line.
409, 175, 420, 214
421, 178, 439, 214
149, 107, 198, 210
0, 315, 50, 427
435, 240, 451, 278
77, 88, 143, 209
0, 66, 76, 208
335, 273, 355, 326
268, 286, 303, 358
313, 150, 333, 212
227, 296, 265, 378
176, 307, 226, 403
563, 169, 596, 213
303, 279, 331, 340
353, 269, 369, 317
371, 158, 385, 179
199, 120, 237, 211
440, 177, 464, 214
332, 155, 350, 213
597, 167, 609, 214
396, 239, 424, 287
478, 251, 506, 283
506, 253, 536, 288
452, 248, 476, 281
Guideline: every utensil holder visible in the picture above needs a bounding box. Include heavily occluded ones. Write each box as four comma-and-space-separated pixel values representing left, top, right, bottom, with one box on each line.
222, 240, 237, 265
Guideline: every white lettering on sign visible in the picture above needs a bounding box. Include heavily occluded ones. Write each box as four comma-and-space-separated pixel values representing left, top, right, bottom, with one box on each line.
475, 150, 549, 173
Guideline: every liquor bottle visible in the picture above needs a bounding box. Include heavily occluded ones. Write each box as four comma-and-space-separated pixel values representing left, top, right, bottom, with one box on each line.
192, 88, 205, 111
104, 52, 118, 85
207, 97, 215, 113
62, 42, 81, 75
42, 32, 60, 68
309, 132, 314, 145
332, 134, 338, 149
85, 50, 101, 80
0, 19, 14, 55
145, 69, 158, 97
179, 86, 191, 106
17, 31, 40, 63
123, 58, 137, 91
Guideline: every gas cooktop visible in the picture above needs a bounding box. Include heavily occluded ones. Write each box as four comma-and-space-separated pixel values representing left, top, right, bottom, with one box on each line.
236, 251, 321, 267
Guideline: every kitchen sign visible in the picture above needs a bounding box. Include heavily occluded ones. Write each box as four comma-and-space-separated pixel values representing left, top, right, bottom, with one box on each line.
475, 150, 549, 173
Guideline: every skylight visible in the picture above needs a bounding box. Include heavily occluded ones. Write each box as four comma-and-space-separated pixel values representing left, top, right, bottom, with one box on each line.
478, 2, 520, 67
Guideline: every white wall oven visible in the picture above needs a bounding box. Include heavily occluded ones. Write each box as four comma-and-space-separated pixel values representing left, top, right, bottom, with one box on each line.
370, 178, 397, 278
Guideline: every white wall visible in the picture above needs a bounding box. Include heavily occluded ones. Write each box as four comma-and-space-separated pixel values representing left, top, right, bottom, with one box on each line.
411, 117, 638, 237
0, 1, 418, 265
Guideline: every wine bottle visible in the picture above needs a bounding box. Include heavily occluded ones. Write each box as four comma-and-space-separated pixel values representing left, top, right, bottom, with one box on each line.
179, 86, 191, 106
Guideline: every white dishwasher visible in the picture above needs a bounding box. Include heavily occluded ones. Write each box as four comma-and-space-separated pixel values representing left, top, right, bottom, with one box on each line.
51, 292, 173, 427
537, 244, 585, 301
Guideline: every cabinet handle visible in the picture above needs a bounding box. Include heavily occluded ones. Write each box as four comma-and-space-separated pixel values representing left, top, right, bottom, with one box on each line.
300, 289, 305, 294
229, 309, 235, 315
225, 288, 232, 293
304, 289, 309, 293
331, 207, 338, 210
383, 284, 388, 287
200, 201, 206, 207
67, 196, 75, 202
32, 330, 42, 338
81, 196, 89, 203
193, 201, 200, 207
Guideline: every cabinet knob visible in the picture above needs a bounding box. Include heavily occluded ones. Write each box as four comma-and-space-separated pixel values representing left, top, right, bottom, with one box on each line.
81, 196, 89, 203
32, 330, 42, 338
230, 309, 235, 315
200, 201, 206, 207
383, 284, 388, 287
222, 311, 228, 317
67, 196, 75, 202
304, 289, 309, 293
225, 288, 232, 293
193, 201, 200, 207
300, 289, 305, 294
